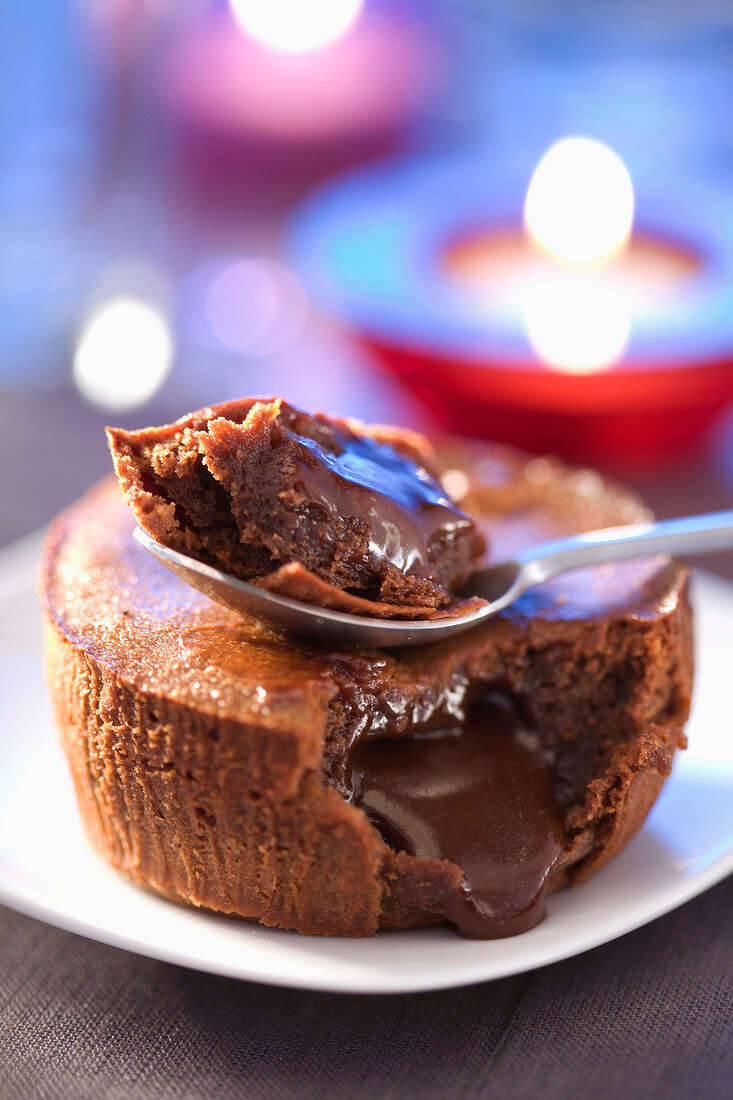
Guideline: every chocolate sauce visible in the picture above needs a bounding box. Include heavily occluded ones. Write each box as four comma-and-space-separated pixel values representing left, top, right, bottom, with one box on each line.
349, 695, 564, 938
291, 427, 474, 581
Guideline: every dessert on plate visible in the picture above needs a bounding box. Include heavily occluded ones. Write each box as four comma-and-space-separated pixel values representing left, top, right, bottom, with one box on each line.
39, 398, 693, 938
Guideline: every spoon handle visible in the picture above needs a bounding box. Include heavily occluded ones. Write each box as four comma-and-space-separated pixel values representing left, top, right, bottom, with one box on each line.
517, 510, 733, 588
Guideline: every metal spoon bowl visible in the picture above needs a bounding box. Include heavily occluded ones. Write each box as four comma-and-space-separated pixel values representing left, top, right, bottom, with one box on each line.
134, 509, 733, 648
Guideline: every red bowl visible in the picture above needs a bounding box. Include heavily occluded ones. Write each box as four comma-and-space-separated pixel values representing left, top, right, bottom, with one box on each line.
290, 154, 733, 468
360, 338, 733, 467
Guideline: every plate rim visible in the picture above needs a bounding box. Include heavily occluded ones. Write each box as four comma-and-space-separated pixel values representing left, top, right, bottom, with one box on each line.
2, 829, 733, 995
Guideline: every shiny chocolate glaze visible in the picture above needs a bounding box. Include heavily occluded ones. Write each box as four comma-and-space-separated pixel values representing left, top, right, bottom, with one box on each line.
289, 424, 474, 581
350, 694, 565, 938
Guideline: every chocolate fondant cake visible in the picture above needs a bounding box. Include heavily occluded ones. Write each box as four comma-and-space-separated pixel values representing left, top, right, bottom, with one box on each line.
40, 425, 693, 938
107, 398, 485, 619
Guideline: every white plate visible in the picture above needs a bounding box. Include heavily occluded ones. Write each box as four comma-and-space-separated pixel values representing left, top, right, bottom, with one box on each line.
1, 534, 732, 994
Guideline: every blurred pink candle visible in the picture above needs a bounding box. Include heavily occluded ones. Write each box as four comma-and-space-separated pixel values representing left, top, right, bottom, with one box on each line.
154, 3, 440, 185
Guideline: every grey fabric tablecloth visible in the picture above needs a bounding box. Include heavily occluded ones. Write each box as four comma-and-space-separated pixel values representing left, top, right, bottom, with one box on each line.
1, 879, 732, 1100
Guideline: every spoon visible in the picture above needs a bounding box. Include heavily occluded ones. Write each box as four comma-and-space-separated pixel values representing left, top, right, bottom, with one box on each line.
134, 509, 733, 648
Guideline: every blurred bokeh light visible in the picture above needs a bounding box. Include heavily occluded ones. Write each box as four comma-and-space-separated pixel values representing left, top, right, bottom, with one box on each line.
73, 297, 173, 410
191, 256, 309, 356
522, 278, 631, 375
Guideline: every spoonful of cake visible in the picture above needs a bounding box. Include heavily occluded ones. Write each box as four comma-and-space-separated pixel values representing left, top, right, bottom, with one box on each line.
109, 397, 733, 648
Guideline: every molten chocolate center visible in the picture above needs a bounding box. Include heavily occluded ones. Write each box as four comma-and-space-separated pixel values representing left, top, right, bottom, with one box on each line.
349, 694, 565, 938
292, 429, 473, 580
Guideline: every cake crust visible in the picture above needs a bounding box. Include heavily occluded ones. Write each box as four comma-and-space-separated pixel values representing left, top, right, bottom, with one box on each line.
40, 441, 693, 936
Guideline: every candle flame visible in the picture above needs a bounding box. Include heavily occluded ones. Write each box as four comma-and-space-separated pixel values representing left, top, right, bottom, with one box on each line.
524, 137, 634, 265
229, 0, 363, 54
522, 137, 635, 373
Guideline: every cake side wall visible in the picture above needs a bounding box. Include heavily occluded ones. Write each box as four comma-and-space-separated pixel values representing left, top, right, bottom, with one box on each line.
43, 620, 388, 936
